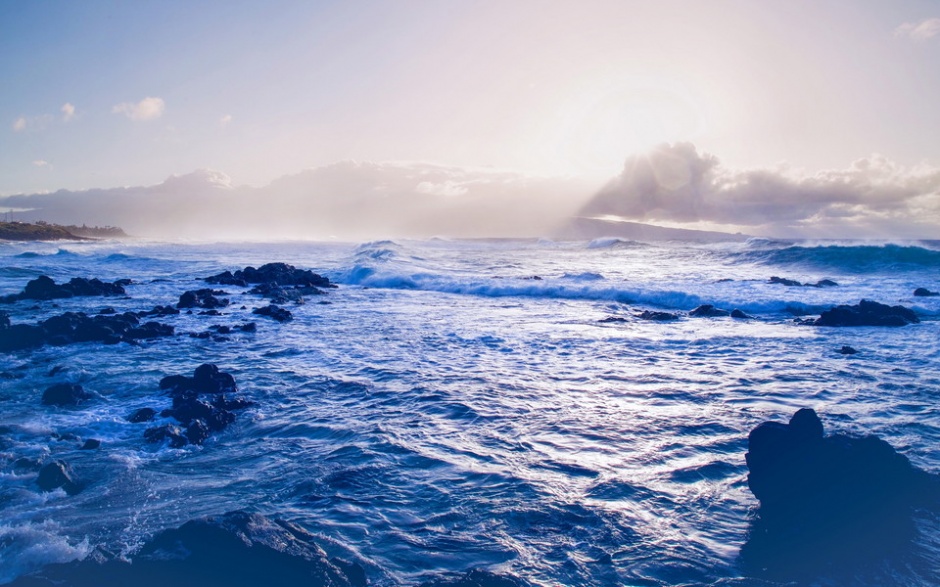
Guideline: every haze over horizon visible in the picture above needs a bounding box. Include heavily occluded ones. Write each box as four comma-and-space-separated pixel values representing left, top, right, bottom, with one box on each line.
2, 1, 939, 239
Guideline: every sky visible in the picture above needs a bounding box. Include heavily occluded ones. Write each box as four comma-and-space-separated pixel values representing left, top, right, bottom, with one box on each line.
2, 0, 939, 239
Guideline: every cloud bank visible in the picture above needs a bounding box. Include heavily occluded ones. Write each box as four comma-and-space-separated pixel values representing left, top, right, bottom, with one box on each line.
579, 143, 940, 238
1, 147, 937, 240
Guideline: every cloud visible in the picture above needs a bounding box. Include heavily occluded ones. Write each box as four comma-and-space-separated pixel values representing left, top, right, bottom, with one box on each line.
219, 114, 233, 127
12, 117, 27, 132
11, 114, 53, 133
112, 97, 165, 121
32, 160, 51, 168
579, 143, 940, 238
895, 17, 940, 41
0, 162, 592, 240
61, 103, 75, 122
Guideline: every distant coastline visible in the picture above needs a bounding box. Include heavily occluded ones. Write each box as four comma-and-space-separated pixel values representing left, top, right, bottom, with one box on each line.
0, 221, 127, 242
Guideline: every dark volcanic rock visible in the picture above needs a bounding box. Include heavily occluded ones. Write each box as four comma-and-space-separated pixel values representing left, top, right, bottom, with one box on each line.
41, 383, 92, 407
730, 309, 754, 319
741, 408, 940, 578
0, 275, 127, 303
177, 288, 230, 309
838, 345, 858, 355
144, 424, 188, 448
7, 511, 366, 587
769, 276, 839, 288
36, 460, 81, 494
1, 311, 174, 352
80, 439, 101, 450
253, 304, 293, 322
0, 324, 46, 351
637, 310, 679, 321
207, 262, 333, 288
127, 407, 158, 423
689, 304, 730, 317
913, 287, 939, 297
598, 316, 627, 323
814, 299, 919, 327
150, 365, 247, 446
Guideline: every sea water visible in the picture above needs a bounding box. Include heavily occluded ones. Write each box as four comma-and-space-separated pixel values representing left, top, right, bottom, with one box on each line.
0, 237, 938, 586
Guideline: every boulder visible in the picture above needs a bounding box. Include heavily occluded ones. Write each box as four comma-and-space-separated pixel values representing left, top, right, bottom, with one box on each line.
253, 304, 293, 322
127, 407, 158, 423
689, 304, 729, 317
1, 275, 127, 303
913, 287, 939, 297
838, 345, 858, 355
41, 383, 92, 407
177, 288, 230, 309
814, 299, 919, 327
730, 309, 754, 319
741, 408, 939, 577
144, 424, 188, 448
36, 460, 81, 494
637, 310, 679, 321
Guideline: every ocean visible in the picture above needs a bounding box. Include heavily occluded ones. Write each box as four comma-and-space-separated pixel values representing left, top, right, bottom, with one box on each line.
1, 237, 938, 586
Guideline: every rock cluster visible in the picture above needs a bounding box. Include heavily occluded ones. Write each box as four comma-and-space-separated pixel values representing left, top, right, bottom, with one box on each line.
0, 311, 174, 351
141, 364, 252, 448
177, 288, 230, 309
769, 276, 838, 288
813, 299, 919, 327
205, 262, 335, 303
0, 275, 128, 303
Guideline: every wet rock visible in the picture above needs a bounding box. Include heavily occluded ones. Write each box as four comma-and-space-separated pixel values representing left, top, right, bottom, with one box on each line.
741, 408, 940, 577
185, 419, 211, 445
0, 275, 127, 303
80, 439, 101, 450
206, 262, 334, 288
838, 345, 858, 355
6, 511, 366, 587
598, 316, 626, 323
769, 276, 838, 288
127, 407, 158, 423
637, 310, 679, 321
98, 307, 116, 315
1, 311, 174, 352
36, 460, 81, 494
913, 287, 939, 297
814, 299, 919, 327
144, 424, 188, 448
41, 383, 92, 407
730, 309, 754, 319
253, 304, 293, 322
239, 322, 257, 332
153, 365, 246, 445
136, 305, 180, 317
177, 288, 230, 309
689, 304, 729, 317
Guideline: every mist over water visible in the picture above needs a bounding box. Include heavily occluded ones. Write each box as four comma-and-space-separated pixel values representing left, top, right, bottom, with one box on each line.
1, 237, 939, 586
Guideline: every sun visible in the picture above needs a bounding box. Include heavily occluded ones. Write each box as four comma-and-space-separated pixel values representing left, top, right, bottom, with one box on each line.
546, 79, 705, 177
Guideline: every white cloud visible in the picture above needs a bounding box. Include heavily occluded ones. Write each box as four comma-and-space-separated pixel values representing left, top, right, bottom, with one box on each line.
32, 160, 50, 168
61, 102, 75, 122
112, 97, 165, 121
12, 117, 27, 132
219, 114, 233, 127
11, 114, 52, 133
895, 17, 940, 41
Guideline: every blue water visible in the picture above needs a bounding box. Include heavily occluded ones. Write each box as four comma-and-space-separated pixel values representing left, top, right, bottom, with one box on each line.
1, 237, 939, 586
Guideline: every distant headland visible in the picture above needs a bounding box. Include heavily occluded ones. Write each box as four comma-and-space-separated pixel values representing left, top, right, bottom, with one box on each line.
0, 221, 127, 241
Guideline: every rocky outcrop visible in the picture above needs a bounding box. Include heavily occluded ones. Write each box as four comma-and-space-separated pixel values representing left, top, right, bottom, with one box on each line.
7, 510, 367, 587
253, 304, 293, 322
177, 288, 229, 309
769, 276, 838, 288
205, 263, 335, 303
0, 311, 175, 352
0, 275, 128, 303
689, 304, 729, 317
741, 408, 939, 577
142, 365, 252, 447
41, 383, 92, 407
36, 460, 81, 494
813, 299, 919, 327
913, 287, 939, 297
637, 310, 679, 321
